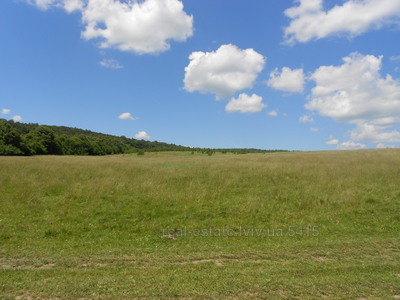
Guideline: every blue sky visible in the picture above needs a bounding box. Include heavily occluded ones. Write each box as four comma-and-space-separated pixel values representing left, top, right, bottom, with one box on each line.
1, 0, 400, 150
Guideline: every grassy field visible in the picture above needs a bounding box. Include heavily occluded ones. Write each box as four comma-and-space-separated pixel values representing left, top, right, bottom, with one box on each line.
0, 150, 399, 299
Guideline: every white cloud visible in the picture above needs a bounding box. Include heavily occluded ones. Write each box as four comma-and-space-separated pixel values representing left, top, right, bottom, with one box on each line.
118, 112, 137, 120
135, 131, 150, 140
299, 115, 314, 123
306, 52, 400, 144
376, 143, 397, 149
350, 123, 400, 143
26, 0, 56, 10
286, 0, 322, 18
225, 93, 265, 114
376, 143, 385, 149
310, 127, 319, 132
337, 141, 366, 150
183, 44, 265, 100
267, 110, 278, 117
1, 109, 22, 122
267, 67, 305, 93
100, 59, 123, 69
25, 0, 83, 12
25, 0, 192, 54
81, 0, 193, 54
11, 115, 22, 122
326, 137, 339, 145
63, 0, 83, 12
390, 56, 400, 62
284, 0, 400, 44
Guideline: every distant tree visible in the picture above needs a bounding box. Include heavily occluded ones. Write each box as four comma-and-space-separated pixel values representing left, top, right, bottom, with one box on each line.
0, 144, 24, 155
23, 126, 58, 155
0, 120, 25, 155
55, 134, 74, 155
69, 135, 92, 155
1, 118, 287, 156
137, 149, 145, 155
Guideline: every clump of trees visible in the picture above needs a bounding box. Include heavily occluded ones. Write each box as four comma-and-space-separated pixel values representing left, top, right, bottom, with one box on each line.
0, 120, 26, 155
0, 120, 62, 155
0, 119, 289, 156
0, 119, 193, 156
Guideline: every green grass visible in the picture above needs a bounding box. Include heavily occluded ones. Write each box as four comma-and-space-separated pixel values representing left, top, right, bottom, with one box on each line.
0, 150, 399, 299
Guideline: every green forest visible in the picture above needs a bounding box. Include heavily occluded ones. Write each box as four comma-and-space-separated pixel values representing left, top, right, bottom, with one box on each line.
0, 119, 286, 156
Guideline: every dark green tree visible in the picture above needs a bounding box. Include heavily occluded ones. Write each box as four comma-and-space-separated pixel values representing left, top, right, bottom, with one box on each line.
0, 120, 25, 155
23, 126, 58, 155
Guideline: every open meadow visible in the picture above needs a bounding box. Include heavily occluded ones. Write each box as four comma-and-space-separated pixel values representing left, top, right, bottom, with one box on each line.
0, 150, 399, 299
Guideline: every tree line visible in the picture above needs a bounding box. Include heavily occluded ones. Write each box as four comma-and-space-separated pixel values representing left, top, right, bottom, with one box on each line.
0, 119, 288, 156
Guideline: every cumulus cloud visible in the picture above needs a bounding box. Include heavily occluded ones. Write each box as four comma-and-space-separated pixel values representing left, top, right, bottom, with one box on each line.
267, 67, 305, 93
350, 123, 400, 143
326, 137, 339, 145
100, 59, 123, 69
267, 110, 278, 117
376, 143, 397, 149
310, 127, 319, 132
25, 0, 192, 54
11, 115, 22, 122
135, 131, 150, 140
307, 53, 400, 123
306, 52, 400, 144
63, 0, 83, 12
1, 109, 22, 122
299, 115, 314, 123
284, 0, 400, 44
183, 44, 265, 100
81, 0, 193, 54
225, 94, 265, 114
337, 141, 366, 150
118, 112, 137, 120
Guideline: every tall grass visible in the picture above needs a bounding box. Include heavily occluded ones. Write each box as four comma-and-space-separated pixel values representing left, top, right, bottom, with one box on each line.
0, 150, 399, 298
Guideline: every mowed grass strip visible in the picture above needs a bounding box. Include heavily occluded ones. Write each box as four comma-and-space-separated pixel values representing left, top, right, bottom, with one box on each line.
0, 150, 399, 298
